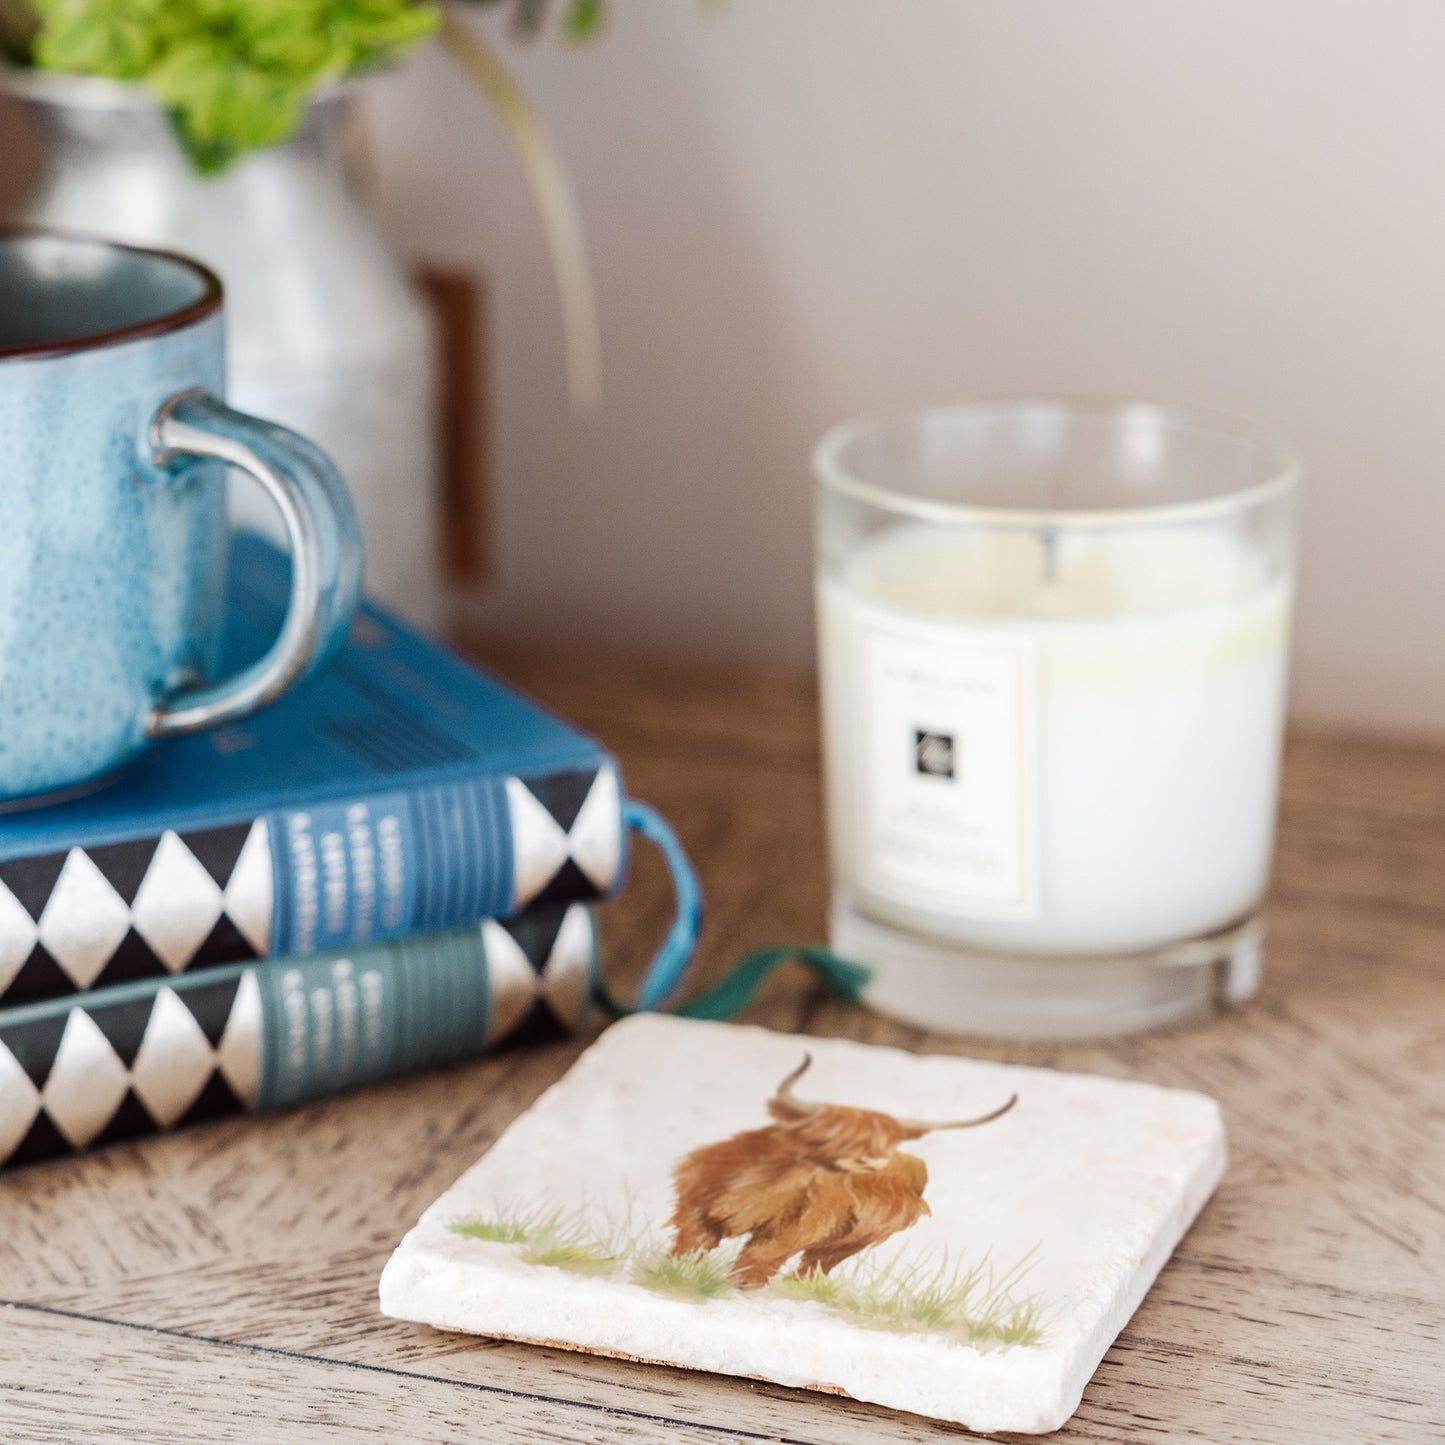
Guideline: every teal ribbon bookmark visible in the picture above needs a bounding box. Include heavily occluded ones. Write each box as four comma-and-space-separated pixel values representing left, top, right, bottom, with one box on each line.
610, 801, 870, 1021
623, 799, 704, 1011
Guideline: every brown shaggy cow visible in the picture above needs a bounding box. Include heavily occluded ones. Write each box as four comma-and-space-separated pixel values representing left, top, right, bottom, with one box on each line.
667, 1056, 1016, 1288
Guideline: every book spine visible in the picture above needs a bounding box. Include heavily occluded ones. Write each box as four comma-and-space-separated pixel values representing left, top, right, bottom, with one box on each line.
0, 904, 597, 1172
0, 763, 625, 1007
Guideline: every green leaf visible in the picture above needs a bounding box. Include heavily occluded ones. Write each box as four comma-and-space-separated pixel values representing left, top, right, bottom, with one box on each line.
230, 2, 335, 77
30, 0, 170, 78
563, 0, 602, 42
147, 36, 309, 170
327, 0, 440, 71
0, 0, 43, 62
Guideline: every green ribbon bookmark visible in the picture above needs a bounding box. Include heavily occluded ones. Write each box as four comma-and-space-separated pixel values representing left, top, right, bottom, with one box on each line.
604, 801, 870, 1022
601, 945, 872, 1023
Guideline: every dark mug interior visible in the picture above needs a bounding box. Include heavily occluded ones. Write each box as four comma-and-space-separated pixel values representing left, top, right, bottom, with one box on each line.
0, 231, 221, 358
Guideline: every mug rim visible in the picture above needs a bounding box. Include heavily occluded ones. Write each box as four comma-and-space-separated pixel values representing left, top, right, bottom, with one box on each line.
0, 225, 223, 364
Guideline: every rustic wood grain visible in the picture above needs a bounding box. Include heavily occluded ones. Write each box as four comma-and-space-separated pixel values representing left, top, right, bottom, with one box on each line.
0, 643, 1441, 1442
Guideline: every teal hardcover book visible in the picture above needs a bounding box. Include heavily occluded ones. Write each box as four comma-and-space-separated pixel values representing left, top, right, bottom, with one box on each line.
0, 537, 629, 1006
0, 903, 599, 1171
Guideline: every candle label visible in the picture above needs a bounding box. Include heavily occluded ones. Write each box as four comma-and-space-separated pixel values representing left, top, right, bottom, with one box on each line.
854, 612, 1039, 918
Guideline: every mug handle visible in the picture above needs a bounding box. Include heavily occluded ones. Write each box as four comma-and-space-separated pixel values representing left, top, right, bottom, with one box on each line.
145, 389, 364, 739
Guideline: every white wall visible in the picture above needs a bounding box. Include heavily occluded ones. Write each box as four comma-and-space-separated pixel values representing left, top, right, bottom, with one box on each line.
2, 3, 1440, 731
268, 6, 1445, 731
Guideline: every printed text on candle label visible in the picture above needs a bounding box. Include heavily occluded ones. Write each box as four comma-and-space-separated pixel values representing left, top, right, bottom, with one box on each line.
856, 617, 1039, 918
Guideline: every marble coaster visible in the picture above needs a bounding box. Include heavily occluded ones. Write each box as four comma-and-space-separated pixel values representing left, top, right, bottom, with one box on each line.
380, 1016, 1225, 1433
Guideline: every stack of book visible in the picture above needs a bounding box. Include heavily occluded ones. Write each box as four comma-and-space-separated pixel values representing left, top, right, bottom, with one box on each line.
0, 537, 669, 1171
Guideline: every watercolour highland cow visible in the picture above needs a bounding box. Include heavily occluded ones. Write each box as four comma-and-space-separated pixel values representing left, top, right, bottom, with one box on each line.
380, 1016, 1225, 1434
668, 1054, 1017, 1287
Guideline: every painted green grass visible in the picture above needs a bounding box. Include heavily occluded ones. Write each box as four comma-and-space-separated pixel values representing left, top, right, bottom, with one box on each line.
631, 1247, 739, 1300
448, 1199, 1044, 1350
764, 1269, 850, 1308
449, 1198, 574, 1247
449, 1216, 530, 1245
764, 1244, 1045, 1350
520, 1236, 621, 1275
450, 1200, 623, 1276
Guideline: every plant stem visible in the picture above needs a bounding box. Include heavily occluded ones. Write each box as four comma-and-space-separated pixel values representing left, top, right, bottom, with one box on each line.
439, 7, 601, 413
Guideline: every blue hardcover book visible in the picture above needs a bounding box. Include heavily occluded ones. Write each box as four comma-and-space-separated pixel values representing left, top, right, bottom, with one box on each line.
0, 537, 630, 1007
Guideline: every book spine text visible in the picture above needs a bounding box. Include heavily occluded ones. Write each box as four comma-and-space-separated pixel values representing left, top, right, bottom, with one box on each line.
0, 904, 597, 1171
0, 764, 623, 1007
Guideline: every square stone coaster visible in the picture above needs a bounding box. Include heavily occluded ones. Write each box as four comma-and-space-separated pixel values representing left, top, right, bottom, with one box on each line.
380, 1015, 1225, 1433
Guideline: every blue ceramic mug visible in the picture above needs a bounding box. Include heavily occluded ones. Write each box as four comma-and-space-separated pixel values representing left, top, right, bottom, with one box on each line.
0, 230, 362, 803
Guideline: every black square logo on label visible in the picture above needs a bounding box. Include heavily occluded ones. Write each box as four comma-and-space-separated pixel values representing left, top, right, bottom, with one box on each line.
914, 729, 955, 779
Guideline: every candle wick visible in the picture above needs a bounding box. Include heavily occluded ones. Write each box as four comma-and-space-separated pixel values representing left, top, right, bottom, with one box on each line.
1042, 528, 1060, 583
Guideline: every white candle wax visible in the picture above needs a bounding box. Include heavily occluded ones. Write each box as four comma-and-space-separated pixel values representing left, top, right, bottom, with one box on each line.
819, 523, 1291, 957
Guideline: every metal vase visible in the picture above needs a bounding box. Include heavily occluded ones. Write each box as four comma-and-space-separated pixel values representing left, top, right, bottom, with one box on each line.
2, 69, 441, 624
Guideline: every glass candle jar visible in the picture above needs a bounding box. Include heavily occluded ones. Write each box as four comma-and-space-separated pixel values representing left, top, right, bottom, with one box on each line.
815, 400, 1298, 1038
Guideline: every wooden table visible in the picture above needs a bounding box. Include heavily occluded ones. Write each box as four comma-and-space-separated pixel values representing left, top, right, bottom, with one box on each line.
1, 646, 1441, 1442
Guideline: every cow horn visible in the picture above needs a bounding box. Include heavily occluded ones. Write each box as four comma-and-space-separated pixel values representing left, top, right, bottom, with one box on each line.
773, 1054, 816, 1109
897, 1093, 1018, 1134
